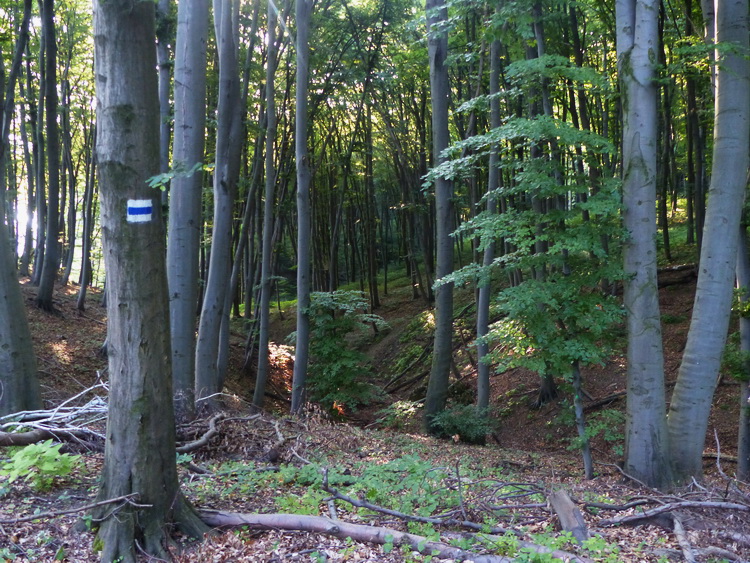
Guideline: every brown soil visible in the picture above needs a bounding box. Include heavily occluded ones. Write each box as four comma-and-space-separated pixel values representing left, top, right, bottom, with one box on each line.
2, 270, 749, 562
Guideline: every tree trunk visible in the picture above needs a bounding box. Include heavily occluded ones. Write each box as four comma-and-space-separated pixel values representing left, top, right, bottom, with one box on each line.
0, 218, 41, 417
35, 0, 61, 311
253, 2, 279, 409
167, 0, 209, 420
0, 0, 32, 181
291, 0, 313, 414
76, 123, 96, 311
668, 0, 750, 482
423, 0, 455, 433
476, 34, 501, 412
617, 0, 672, 489
91, 1, 208, 560
736, 225, 750, 480
195, 0, 243, 406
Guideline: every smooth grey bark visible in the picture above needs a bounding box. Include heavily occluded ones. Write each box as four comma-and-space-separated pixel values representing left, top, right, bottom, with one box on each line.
31, 35, 46, 287
291, 0, 313, 414
571, 361, 593, 479
253, 3, 279, 408
0, 220, 41, 417
195, 0, 243, 406
155, 0, 171, 179
35, 0, 61, 311
617, 0, 672, 489
476, 35, 501, 412
736, 226, 750, 480
0, 0, 32, 176
167, 0, 209, 420
17, 76, 35, 277
76, 123, 96, 311
90, 1, 207, 560
667, 0, 750, 482
423, 0, 455, 433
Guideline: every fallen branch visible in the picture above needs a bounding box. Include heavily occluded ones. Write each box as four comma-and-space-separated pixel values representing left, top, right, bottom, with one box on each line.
0, 427, 104, 447
199, 510, 590, 562
0, 494, 147, 525
671, 514, 696, 563
322, 472, 514, 536
599, 500, 750, 527
548, 489, 589, 544
176, 412, 226, 453
384, 345, 432, 391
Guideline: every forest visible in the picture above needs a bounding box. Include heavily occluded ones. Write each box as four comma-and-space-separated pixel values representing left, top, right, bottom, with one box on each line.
1, 0, 750, 560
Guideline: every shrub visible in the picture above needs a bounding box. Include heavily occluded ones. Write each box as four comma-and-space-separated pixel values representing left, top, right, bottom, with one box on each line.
0, 440, 81, 491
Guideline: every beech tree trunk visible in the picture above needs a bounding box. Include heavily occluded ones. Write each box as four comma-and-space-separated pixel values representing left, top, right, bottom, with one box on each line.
476, 33, 500, 412
291, 0, 313, 414
167, 0, 209, 420
91, 2, 207, 559
423, 0, 456, 433
195, 0, 243, 406
0, 218, 41, 417
35, 0, 61, 311
617, 0, 672, 489
253, 2, 279, 408
668, 0, 750, 482
736, 225, 750, 480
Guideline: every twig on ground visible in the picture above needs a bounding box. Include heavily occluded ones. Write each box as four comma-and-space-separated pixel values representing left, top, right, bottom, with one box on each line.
599, 500, 750, 527
322, 469, 515, 536
0, 494, 147, 525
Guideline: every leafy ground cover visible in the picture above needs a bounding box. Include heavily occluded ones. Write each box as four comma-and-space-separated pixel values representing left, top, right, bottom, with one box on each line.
1, 272, 749, 561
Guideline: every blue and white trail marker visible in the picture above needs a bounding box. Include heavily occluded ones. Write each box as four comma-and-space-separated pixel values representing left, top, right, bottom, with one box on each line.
127, 199, 153, 223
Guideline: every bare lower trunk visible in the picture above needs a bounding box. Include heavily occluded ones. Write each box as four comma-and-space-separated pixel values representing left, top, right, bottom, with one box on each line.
667, 0, 750, 483
423, 0, 455, 432
617, 0, 672, 489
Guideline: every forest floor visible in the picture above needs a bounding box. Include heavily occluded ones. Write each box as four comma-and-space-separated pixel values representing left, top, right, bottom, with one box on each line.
2, 269, 750, 562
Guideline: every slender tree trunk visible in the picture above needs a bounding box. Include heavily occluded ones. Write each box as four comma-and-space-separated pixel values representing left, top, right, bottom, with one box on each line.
35, 0, 61, 311
667, 0, 750, 482
195, 0, 243, 406
291, 0, 313, 414
167, 0, 209, 420
736, 225, 750, 480
253, 3, 279, 408
76, 126, 96, 311
156, 0, 172, 181
91, 2, 208, 559
0, 0, 32, 183
476, 34, 501, 412
617, 0, 672, 489
424, 0, 455, 433
18, 77, 35, 277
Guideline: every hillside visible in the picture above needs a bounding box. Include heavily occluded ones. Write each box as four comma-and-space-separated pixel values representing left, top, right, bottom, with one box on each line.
1, 272, 749, 561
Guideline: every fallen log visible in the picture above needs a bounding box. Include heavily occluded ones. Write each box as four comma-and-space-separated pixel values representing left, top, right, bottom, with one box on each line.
599, 500, 750, 527
548, 489, 589, 544
199, 510, 591, 562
